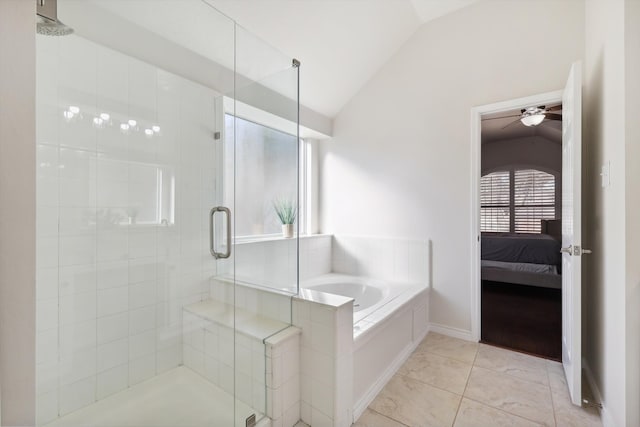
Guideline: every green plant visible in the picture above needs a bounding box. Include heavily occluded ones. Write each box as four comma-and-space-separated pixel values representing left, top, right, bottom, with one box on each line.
273, 199, 297, 225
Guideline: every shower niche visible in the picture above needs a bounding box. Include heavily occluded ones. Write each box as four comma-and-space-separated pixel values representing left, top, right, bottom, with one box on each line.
35, 1, 300, 426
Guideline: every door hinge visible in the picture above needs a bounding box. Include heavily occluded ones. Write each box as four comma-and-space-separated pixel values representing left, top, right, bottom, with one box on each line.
582, 398, 602, 409
245, 414, 256, 427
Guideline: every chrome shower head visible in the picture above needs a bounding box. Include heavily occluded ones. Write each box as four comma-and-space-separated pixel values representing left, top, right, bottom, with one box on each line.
36, 16, 74, 36
36, 0, 74, 36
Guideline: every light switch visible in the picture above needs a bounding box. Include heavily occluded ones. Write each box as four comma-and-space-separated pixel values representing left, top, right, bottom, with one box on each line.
601, 161, 610, 188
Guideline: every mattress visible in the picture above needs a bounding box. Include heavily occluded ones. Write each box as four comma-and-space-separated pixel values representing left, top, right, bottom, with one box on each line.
481, 267, 562, 290
481, 233, 561, 267
481, 260, 558, 275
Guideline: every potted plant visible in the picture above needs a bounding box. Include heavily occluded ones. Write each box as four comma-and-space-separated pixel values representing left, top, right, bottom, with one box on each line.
273, 199, 297, 238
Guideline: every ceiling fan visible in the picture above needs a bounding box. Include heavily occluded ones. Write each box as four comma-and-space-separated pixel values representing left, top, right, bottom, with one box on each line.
483, 105, 562, 129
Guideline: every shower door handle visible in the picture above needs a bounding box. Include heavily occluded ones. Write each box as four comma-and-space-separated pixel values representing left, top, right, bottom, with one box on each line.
209, 206, 231, 259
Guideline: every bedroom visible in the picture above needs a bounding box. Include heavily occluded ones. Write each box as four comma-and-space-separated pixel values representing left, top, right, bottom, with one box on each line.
479, 102, 564, 360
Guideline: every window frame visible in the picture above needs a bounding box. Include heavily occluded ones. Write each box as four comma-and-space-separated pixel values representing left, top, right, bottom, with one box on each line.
221, 111, 309, 242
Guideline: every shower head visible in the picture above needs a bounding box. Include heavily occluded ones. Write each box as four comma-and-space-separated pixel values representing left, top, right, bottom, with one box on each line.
36, 16, 74, 36
36, 0, 74, 36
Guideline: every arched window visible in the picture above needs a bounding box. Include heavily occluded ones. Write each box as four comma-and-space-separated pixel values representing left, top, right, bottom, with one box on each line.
481, 168, 556, 233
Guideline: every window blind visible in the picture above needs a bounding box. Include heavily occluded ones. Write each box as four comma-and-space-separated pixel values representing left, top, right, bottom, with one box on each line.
481, 171, 510, 232
480, 168, 556, 234
514, 169, 555, 233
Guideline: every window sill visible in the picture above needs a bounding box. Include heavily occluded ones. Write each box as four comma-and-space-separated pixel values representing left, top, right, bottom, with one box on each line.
234, 233, 332, 245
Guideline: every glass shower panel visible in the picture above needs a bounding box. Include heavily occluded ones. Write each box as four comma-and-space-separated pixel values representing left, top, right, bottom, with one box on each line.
34, 1, 242, 426
228, 63, 301, 425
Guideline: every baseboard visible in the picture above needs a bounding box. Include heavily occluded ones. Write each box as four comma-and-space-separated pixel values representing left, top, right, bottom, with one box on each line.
352, 327, 429, 421
428, 322, 475, 342
582, 357, 615, 427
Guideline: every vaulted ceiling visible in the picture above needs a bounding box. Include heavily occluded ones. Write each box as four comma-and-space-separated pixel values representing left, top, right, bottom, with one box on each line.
207, 0, 480, 118
61, 0, 480, 121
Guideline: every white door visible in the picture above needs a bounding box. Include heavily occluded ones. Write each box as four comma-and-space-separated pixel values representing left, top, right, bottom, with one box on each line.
561, 61, 583, 406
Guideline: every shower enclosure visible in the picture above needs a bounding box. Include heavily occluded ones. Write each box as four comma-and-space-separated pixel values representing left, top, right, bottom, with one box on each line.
35, 1, 300, 426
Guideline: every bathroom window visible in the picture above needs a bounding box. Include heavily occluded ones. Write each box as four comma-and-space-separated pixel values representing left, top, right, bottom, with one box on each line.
481, 168, 555, 233
224, 114, 306, 238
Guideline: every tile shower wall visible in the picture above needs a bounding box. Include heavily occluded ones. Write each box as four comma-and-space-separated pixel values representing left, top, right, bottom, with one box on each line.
181, 310, 267, 412
35, 35, 219, 424
265, 327, 302, 427
293, 297, 353, 427
223, 235, 332, 291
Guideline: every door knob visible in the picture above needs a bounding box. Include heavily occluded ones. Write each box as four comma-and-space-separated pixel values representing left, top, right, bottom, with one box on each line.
560, 246, 573, 255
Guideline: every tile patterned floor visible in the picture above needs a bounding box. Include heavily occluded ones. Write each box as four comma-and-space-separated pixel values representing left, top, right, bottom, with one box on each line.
352, 332, 602, 427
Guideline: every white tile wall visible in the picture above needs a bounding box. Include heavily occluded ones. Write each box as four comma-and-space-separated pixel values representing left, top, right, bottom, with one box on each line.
181, 311, 269, 414
293, 297, 354, 427
265, 327, 302, 427
227, 235, 332, 292
35, 34, 221, 425
96, 364, 128, 400
209, 278, 293, 325
331, 235, 429, 285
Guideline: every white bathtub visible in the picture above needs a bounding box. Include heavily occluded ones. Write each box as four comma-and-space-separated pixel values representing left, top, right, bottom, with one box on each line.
300, 273, 425, 327
301, 272, 430, 421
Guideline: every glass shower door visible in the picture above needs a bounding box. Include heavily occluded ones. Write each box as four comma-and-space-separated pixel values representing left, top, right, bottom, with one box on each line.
34, 1, 242, 426
34, 1, 301, 425
212, 55, 301, 426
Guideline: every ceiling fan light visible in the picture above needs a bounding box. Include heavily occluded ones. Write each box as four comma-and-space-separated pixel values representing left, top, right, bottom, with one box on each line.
521, 114, 545, 127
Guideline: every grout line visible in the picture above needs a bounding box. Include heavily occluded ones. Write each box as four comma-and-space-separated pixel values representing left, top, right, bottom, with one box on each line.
461, 396, 549, 426
462, 345, 556, 426
451, 341, 480, 426
419, 342, 478, 365
546, 361, 559, 427
367, 407, 411, 427
471, 346, 551, 389
471, 363, 550, 389
421, 349, 476, 365
394, 370, 464, 397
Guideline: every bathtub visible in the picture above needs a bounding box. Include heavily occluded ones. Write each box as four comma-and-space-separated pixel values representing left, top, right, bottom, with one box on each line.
300, 273, 430, 421
300, 273, 426, 327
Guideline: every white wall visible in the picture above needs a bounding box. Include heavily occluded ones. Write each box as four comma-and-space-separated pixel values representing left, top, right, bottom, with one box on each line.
584, 0, 640, 425
482, 136, 562, 220
319, 0, 585, 332
481, 136, 562, 176
583, 0, 628, 425
0, 0, 36, 425
624, 2, 640, 425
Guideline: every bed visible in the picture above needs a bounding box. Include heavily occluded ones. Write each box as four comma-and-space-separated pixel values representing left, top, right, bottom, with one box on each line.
481, 232, 562, 289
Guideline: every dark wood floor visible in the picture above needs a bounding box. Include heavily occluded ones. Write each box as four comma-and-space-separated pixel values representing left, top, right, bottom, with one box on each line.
481, 280, 562, 361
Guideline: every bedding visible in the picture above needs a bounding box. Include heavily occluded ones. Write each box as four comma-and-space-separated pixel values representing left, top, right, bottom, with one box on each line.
481, 232, 562, 289
481, 233, 561, 267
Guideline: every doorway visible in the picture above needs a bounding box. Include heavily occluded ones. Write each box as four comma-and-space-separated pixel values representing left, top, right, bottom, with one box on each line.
469, 91, 564, 360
